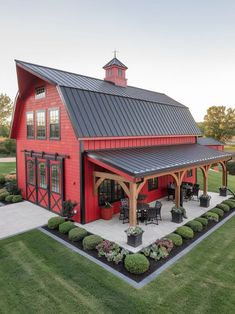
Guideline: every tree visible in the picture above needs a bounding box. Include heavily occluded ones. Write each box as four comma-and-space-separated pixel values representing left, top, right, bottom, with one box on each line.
203, 106, 235, 142
0, 93, 13, 127
197, 122, 205, 135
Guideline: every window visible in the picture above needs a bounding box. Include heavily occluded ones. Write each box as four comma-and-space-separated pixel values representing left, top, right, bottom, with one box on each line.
49, 109, 60, 139
39, 163, 47, 189
187, 169, 193, 177
51, 164, 60, 193
26, 112, 34, 138
27, 160, 35, 185
106, 69, 112, 77
148, 177, 158, 191
118, 69, 123, 76
35, 86, 45, 99
98, 179, 125, 205
36, 110, 46, 139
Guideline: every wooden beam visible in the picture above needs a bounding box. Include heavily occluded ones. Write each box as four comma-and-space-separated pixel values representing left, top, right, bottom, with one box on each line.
119, 181, 130, 197
129, 182, 137, 227
94, 171, 131, 183
94, 177, 105, 195
136, 179, 147, 197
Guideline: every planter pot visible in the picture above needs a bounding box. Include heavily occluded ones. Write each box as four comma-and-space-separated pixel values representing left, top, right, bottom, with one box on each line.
100, 207, 113, 220
171, 212, 183, 223
200, 195, 211, 208
127, 232, 143, 247
219, 187, 228, 197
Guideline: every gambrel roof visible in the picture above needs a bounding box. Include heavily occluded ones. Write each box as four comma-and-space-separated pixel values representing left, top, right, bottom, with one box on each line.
13, 60, 201, 138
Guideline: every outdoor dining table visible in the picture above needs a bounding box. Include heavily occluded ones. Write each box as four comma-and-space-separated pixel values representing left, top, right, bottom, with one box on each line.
137, 202, 150, 223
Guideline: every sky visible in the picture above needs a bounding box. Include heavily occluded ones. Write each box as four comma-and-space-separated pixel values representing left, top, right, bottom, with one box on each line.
0, 0, 235, 121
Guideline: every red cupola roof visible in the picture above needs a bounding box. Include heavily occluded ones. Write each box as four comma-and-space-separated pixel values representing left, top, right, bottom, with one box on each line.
103, 54, 128, 87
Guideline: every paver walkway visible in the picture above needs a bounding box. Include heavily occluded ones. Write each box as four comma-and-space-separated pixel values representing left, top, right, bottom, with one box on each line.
0, 201, 57, 240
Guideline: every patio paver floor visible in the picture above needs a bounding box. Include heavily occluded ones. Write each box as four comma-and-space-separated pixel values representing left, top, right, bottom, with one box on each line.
76, 192, 230, 252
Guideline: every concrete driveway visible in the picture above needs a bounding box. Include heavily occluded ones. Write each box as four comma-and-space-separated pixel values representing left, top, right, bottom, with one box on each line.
0, 201, 57, 240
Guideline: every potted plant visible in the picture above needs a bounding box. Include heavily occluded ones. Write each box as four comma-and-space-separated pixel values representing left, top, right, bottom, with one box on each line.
171, 206, 184, 223
61, 200, 77, 220
100, 201, 113, 220
219, 186, 228, 197
199, 194, 211, 207
125, 226, 144, 247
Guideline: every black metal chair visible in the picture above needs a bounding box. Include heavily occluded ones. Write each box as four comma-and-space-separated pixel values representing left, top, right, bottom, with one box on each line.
122, 207, 129, 224
154, 201, 162, 221
193, 184, 200, 200
144, 201, 162, 225
119, 198, 129, 220
167, 188, 175, 200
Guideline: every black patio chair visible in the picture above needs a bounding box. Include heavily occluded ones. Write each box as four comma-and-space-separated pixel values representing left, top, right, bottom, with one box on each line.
154, 201, 162, 221
144, 207, 159, 225
119, 198, 129, 220
121, 207, 129, 224
192, 184, 200, 200
167, 188, 175, 200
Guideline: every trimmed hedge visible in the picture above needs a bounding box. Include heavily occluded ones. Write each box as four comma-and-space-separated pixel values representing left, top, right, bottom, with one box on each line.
216, 203, 230, 213
0, 175, 5, 185
0, 188, 7, 194
210, 207, 224, 217
0, 192, 9, 201
222, 200, 235, 209
83, 235, 103, 250
165, 233, 183, 246
12, 195, 23, 203
124, 253, 150, 274
175, 226, 194, 239
195, 217, 208, 226
186, 220, 203, 232
59, 221, 76, 234
48, 217, 66, 230
68, 227, 88, 242
203, 211, 219, 222
5, 195, 14, 202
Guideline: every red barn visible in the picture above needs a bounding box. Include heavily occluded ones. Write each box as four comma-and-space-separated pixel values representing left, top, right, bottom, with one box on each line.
10, 56, 231, 226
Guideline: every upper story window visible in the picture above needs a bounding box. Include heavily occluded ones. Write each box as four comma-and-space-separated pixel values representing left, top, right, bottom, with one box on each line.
26, 112, 34, 138
106, 69, 112, 77
35, 86, 45, 99
49, 109, 60, 139
118, 69, 123, 76
148, 177, 158, 191
36, 110, 46, 139
187, 169, 193, 177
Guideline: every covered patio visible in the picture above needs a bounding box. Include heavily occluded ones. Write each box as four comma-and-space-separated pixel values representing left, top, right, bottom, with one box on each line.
77, 191, 230, 252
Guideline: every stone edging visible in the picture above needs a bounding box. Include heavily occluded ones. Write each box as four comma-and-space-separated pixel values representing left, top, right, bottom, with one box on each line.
38, 211, 235, 289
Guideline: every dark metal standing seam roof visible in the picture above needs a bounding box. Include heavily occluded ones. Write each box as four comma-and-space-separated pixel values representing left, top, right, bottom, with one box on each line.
197, 137, 224, 146
15, 60, 202, 138
87, 144, 232, 178
103, 57, 128, 69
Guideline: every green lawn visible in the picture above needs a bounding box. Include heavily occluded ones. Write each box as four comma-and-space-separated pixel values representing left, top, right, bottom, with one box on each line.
224, 145, 235, 152
0, 218, 235, 314
0, 162, 16, 175
197, 169, 235, 193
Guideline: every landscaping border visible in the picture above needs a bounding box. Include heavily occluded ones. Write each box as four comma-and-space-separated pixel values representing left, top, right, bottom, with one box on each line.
39, 210, 235, 289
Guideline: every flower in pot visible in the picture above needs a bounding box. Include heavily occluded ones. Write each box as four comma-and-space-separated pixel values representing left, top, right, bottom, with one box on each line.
100, 201, 113, 220
125, 226, 144, 247
61, 200, 78, 220
171, 206, 187, 223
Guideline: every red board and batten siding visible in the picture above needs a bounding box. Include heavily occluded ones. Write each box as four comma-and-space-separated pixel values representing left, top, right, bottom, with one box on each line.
84, 136, 197, 223
15, 79, 81, 221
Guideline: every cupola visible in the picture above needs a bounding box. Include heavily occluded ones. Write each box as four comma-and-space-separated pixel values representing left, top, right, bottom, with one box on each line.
103, 52, 128, 87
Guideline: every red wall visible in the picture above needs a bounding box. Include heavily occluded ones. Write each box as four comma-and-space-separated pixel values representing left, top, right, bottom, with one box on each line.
84, 136, 196, 223
15, 78, 81, 221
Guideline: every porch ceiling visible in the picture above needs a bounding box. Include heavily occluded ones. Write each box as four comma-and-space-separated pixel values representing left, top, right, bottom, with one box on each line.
87, 144, 232, 178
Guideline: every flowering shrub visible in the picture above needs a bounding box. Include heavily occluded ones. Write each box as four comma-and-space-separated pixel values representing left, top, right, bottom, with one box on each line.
125, 226, 143, 236
96, 240, 129, 264
141, 238, 173, 261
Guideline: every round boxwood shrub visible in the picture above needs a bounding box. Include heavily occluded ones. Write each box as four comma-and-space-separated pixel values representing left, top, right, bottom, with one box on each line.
165, 233, 183, 246
175, 226, 194, 239
0, 188, 7, 194
48, 216, 66, 230
124, 253, 150, 274
216, 203, 230, 213
0, 192, 10, 201
5, 195, 14, 202
59, 221, 76, 234
68, 227, 88, 242
0, 175, 5, 185
82, 235, 103, 250
202, 211, 219, 222
195, 217, 208, 226
12, 195, 23, 203
222, 200, 235, 209
210, 207, 224, 218
186, 220, 203, 232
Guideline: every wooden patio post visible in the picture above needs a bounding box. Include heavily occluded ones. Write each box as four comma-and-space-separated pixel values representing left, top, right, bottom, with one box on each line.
129, 182, 137, 227
202, 166, 209, 196
221, 162, 228, 187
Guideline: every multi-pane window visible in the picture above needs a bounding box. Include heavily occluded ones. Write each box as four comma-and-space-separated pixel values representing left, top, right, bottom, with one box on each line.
98, 179, 125, 205
148, 177, 158, 191
51, 164, 60, 193
36, 111, 46, 139
118, 69, 123, 76
35, 86, 45, 99
27, 160, 35, 185
39, 163, 47, 189
26, 112, 34, 138
49, 109, 60, 139
187, 169, 193, 177
107, 69, 112, 77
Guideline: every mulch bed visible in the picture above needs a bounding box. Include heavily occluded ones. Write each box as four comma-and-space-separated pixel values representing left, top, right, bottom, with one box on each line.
43, 207, 235, 282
